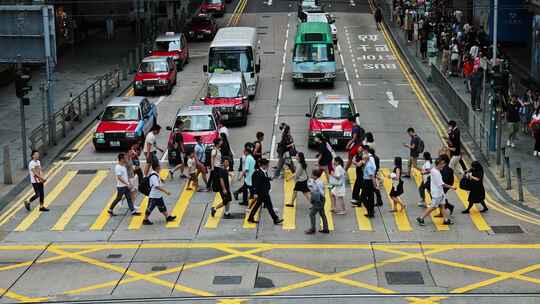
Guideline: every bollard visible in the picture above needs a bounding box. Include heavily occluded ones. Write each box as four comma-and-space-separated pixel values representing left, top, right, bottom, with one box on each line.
516, 164, 524, 202
3, 145, 12, 185
504, 155, 511, 190
499, 146, 505, 178
135, 47, 140, 68
85, 89, 90, 116
122, 58, 128, 80
128, 51, 134, 73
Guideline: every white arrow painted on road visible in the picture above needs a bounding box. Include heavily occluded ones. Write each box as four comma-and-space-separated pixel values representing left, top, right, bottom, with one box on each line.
386, 91, 399, 108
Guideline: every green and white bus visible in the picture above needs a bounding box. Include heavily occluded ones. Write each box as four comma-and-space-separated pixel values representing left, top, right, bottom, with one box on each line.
292, 22, 336, 86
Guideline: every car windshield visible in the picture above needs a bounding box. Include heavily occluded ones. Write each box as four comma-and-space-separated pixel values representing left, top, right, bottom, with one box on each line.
102, 106, 140, 121
293, 43, 334, 62
307, 15, 328, 23
209, 47, 253, 73
207, 0, 222, 3
176, 114, 216, 131
139, 61, 169, 73
208, 83, 242, 98
191, 17, 212, 27
313, 103, 352, 119
154, 39, 182, 51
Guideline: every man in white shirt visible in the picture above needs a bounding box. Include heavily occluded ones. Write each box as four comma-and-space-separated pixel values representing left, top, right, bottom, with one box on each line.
25, 150, 48, 212
143, 125, 165, 175
418, 151, 432, 207
416, 158, 456, 226
142, 161, 176, 225
108, 153, 140, 216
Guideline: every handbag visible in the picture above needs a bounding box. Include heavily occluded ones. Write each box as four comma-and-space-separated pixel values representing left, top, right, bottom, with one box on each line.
459, 176, 472, 191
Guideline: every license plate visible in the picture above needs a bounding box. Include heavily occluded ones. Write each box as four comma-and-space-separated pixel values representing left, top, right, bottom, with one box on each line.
147, 86, 155, 91
221, 114, 229, 120
110, 141, 121, 147
330, 138, 338, 145
307, 79, 319, 83
96, 139, 105, 144
197, 34, 203, 39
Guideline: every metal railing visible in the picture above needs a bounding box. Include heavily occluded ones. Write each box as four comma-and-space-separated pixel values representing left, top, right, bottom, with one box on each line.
29, 70, 120, 153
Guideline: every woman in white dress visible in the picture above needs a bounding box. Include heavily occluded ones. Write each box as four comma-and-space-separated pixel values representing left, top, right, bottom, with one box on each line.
330, 156, 346, 215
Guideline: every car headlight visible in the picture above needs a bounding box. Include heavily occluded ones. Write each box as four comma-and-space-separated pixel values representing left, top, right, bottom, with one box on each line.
135, 80, 142, 87
292, 72, 303, 78
343, 131, 352, 137
189, 31, 194, 35
126, 132, 136, 138
94, 132, 104, 139
324, 72, 336, 78
235, 104, 243, 110
203, 30, 211, 33
310, 131, 321, 137
159, 79, 168, 85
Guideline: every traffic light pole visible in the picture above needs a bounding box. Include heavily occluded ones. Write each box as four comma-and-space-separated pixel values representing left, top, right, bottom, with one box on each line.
19, 96, 28, 169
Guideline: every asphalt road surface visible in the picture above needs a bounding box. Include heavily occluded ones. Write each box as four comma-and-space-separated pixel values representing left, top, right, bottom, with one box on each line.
1, 0, 540, 303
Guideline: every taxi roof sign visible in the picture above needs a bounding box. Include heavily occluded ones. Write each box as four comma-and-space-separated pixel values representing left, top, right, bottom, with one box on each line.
165, 32, 175, 35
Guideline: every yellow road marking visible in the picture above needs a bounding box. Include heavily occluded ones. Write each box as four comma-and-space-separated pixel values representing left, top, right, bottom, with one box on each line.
14, 171, 78, 232
320, 174, 335, 230
453, 179, 490, 231
243, 198, 259, 229
51, 170, 108, 231
410, 169, 448, 230
0, 287, 48, 303
166, 182, 195, 228
227, 0, 246, 27
380, 169, 412, 231
205, 193, 224, 228
89, 193, 118, 231
282, 170, 296, 230
347, 168, 372, 231
128, 169, 168, 229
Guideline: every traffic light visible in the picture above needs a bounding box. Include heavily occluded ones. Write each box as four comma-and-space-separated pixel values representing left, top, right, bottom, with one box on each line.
15, 69, 32, 100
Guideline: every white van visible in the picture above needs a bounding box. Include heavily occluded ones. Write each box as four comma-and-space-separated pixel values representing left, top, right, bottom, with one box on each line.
203, 27, 260, 99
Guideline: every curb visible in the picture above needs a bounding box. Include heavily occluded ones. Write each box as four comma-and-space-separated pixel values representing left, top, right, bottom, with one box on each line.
0, 81, 133, 214
382, 22, 540, 217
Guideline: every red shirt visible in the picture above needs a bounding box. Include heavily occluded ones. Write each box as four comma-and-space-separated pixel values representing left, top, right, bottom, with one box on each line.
463, 61, 474, 77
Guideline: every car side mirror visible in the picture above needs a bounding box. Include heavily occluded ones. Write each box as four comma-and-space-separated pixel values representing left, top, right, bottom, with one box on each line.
242, 96, 248, 101
147, 50, 153, 55
305, 113, 311, 118
203, 65, 208, 73
166, 126, 172, 131
255, 64, 260, 73
200, 97, 205, 101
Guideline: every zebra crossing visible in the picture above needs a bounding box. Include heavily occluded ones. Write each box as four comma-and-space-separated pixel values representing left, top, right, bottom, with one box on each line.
2, 166, 492, 234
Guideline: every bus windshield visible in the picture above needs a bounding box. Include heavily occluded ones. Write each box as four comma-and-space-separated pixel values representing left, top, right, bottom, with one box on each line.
209, 47, 253, 73
293, 43, 334, 62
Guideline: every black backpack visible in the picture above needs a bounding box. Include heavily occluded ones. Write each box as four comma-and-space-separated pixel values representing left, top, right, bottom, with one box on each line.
416, 136, 425, 154
139, 173, 158, 196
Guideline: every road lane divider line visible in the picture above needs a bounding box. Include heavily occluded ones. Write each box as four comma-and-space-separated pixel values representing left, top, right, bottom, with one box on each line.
51, 170, 108, 231
226, 0, 243, 27
453, 179, 490, 231
14, 171, 78, 232
282, 170, 296, 230
128, 169, 168, 230
204, 193, 224, 229
347, 168, 372, 231
411, 169, 448, 231
380, 169, 412, 231
242, 198, 259, 229
320, 174, 335, 231
166, 181, 195, 228
89, 193, 118, 231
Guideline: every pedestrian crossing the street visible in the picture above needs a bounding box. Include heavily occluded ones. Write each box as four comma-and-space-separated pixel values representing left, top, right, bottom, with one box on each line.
3, 166, 494, 234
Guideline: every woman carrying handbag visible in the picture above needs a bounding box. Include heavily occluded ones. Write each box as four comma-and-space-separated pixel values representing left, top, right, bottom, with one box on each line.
461, 161, 488, 213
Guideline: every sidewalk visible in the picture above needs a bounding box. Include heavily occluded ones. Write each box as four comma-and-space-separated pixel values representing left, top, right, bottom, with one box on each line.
0, 27, 136, 201
380, 5, 540, 210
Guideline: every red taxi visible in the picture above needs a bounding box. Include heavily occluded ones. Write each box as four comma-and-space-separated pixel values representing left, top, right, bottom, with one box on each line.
134, 56, 177, 96
187, 13, 218, 41
306, 94, 357, 148
93, 97, 157, 151
166, 105, 221, 164
201, 0, 225, 17
151, 32, 189, 70
201, 72, 249, 126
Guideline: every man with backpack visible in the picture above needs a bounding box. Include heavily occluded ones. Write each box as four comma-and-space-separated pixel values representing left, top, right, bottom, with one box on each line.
108, 153, 141, 216
403, 127, 424, 178
141, 161, 176, 225
305, 168, 329, 234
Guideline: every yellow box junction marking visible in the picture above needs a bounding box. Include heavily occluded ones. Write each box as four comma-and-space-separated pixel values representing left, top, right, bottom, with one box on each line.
452, 179, 490, 231
166, 181, 195, 228
15, 170, 78, 232
320, 174, 335, 231
205, 193, 223, 228
282, 170, 296, 230
243, 198, 259, 229
380, 169, 412, 231
411, 168, 448, 231
128, 169, 168, 230
51, 170, 108, 231
347, 168, 372, 231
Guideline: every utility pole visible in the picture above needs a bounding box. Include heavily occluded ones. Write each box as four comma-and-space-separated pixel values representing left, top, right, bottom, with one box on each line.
492, 0, 498, 64
43, 7, 55, 146
15, 56, 32, 169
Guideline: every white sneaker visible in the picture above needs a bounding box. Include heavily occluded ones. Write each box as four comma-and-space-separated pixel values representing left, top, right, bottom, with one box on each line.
535, 151, 539, 157
506, 140, 511, 147
511, 143, 516, 148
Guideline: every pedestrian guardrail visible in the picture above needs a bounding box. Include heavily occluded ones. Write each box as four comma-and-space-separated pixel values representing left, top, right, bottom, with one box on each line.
28, 70, 120, 153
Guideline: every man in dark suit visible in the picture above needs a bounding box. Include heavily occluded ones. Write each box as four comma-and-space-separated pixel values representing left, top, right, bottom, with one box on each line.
247, 158, 283, 225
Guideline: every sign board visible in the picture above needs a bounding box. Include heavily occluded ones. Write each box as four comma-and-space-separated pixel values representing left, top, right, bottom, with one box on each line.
0, 5, 56, 64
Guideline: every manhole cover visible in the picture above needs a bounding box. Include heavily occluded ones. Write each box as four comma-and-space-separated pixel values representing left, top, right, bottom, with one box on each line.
78, 169, 97, 175
151, 266, 167, 271
213, 275, 242, 285
254, 276, 275, 288
491, 225, 524, 234
385, 271, 424, 285
107, 254, 122, 259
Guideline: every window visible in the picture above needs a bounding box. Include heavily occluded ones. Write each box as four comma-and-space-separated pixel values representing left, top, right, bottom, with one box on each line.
208, 83, 242, 98
293, 43, 334, 62
306, 14, 327, 23
102, 106, 140, 121
139, 61, 169, 73
154, 39, 182, 52
176, 115, 216, 131
313, 103, 352, 119
209, 47, 254, 73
